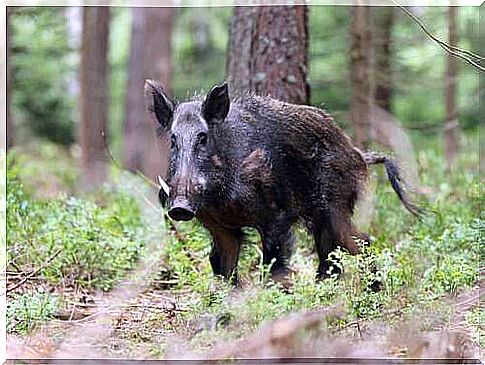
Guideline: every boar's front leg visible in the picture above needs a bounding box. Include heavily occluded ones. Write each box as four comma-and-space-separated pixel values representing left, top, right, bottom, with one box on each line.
259, 215, 296, 280
314, 210, 361, 279
205, 224, 244, 284
314, 225, 338, 279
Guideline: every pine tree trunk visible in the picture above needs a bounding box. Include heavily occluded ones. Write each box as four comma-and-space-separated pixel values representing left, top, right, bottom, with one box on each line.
79, 7, 110, 187
123, 7, 173, 181
444, 6, 460, 170
373, 7, 393, 112
349, 6, 373, 150
480, 5, 485, 174
227, 5, 309, 105
6, 8, 14, 150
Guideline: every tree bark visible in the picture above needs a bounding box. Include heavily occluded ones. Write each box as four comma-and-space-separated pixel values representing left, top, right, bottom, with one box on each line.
79, 7, 110, 187
6, 7, 14, 150
480, 4, 485, 174
349, 5, 373, 150
444, 6, 460, 170
123, 7, 173, 181
227, 5, 309, 105
373, 6, 393, 112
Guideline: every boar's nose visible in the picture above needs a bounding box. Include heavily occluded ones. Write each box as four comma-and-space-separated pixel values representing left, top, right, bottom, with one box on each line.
168, 198, 195, 221
169, 207, 195, 221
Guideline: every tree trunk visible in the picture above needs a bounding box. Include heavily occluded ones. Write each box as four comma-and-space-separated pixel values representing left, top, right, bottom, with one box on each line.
444, 6, 460, 170
6, 7, 14, 150
123, 7, 173, 181
227, 5, 309, 105
480, 4, 485, 174
79, 7, 110, 187
373, 6, 393, 112
349, 5, 373, 150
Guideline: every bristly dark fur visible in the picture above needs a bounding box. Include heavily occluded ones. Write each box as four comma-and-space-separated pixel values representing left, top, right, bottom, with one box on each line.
146, 81, 421, 284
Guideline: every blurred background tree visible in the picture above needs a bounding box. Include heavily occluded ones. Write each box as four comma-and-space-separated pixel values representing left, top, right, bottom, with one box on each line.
349, 5, 373, 150
6, 5, 481, 187
10, 7, 76, 146
79, 7, 110, 187
373, 7, 394, 112
6, 7, 14, 149
444, 6, 459, 170
123, 7, 174, 181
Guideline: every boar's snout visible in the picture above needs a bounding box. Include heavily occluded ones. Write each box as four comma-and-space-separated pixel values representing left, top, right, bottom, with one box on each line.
168, 197, 195, 221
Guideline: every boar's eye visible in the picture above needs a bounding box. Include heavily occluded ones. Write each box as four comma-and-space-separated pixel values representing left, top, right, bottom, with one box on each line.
170, 134, 177, 149
197, 132, 208, 147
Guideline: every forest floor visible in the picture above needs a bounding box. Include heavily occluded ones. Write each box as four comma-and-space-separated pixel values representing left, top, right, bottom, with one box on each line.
5, 131, 483, 362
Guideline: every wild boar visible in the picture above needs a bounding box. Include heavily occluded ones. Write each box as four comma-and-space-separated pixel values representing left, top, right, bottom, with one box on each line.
145, 81, 420, 284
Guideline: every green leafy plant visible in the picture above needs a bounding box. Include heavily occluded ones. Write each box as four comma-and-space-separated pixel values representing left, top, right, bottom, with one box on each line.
7, 293, 58, 335
7, 156, 146, 291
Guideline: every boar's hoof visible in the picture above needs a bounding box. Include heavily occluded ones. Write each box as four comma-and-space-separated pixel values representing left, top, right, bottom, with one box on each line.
316, 264, 342, 281
270, 267, 296, 291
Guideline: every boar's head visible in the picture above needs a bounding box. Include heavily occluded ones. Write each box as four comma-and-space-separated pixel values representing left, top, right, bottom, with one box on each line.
145, 80, 230, 221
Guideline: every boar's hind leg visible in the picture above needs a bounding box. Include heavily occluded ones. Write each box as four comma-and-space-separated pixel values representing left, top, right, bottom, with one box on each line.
314, 226, 336, 279
207, 226, 244, 284
351, 226, 371, 246
329, 210, 361, 256
260, 218, 295, 279
314, 211, 360, 279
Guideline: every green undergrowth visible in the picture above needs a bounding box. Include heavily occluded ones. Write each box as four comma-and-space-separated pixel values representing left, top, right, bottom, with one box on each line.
7, 157, 146, 291
5, 131, 480, 348
160, 130, 481, 352
6, 293, 58, 335
6, 150, 149, 334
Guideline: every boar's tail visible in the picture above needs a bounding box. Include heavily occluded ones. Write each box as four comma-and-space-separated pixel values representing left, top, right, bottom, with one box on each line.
363, 151, 423, 217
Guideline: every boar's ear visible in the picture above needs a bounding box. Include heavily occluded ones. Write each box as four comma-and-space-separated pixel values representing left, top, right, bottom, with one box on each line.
144, 79, 174, 131
202, 83, 230, 124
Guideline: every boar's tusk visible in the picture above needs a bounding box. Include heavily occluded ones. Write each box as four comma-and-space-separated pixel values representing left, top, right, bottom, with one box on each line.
157, 175, 170, 196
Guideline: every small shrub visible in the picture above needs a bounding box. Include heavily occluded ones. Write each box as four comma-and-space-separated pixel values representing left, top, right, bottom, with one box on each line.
7, 157, 146, 291
7, 293, 58, 335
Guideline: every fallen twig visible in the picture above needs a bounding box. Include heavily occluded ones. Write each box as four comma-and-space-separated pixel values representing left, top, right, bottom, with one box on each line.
64, 299, 177, 311
7, 260, 22, 273
4, 253, 30, 273
6, 271, 26, 277
4, 249, 62, 295
53, 306, 117, 324
55, 301, 186, 324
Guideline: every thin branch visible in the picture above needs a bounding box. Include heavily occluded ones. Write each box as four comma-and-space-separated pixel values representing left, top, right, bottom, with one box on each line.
4, 249, 62, 295
100, 135, 161, 215
394, 3, 481, 61
393, 1, 485, 72
130, 181, 162, 215
100, 131, 187, 243
100, 130, 159, 189
7, 260, 22, 273
166, 213, 188, 243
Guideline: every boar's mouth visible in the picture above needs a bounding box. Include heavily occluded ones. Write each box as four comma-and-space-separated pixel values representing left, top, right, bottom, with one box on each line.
168, 197, 196, 221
